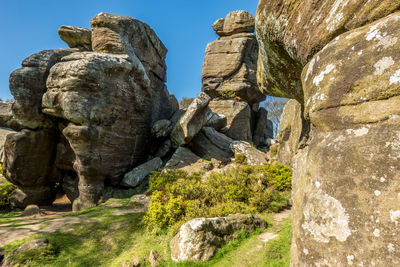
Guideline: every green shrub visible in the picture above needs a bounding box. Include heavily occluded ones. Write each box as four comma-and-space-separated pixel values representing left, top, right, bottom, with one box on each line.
235, 153, 247, 164
144, 163, 292, 232
0, 179, 15, 209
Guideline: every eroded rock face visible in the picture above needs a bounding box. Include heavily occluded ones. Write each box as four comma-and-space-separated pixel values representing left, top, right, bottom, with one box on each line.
5, 13, 177, 211
289, 12, 400, 266
255, 0, 400, 102
202, 11, 265, 104
275, 99, 305, 167
9, 49, 74, 129
170, 214, 267, 262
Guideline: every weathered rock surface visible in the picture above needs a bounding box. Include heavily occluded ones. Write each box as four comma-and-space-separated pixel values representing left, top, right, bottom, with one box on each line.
255, 0, 400, 101
189, 129, 233, 163
165, 147, 214, 175
151, 119, 172, 139
5, 13, 178, 211
3, 129, 56, 207
281, 11, 400, 267
122, 157, 163, 188
231, 141, 268, 166
275, 100, 304, 166
252, 107, 268, 147
170, 214, 267, 262
58, 26, 92, 51
171, 92, 212, 148
9, 49, 74, 129
208, 99, 252, 141
0, 127, 16, 162
202, 11, 264, 104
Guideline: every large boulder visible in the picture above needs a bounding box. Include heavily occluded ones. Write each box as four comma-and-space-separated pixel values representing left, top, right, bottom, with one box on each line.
202, 11, 265, 104
170, 92, 213, 148
3, 129, 56, 207
208, 99, 252, 141
275, 99, 305, 166
213, 11, 255, 37
189, 128, 233, 163
170, 214, 267, 262
255, 0, 400, 102
289, 13, 400, 266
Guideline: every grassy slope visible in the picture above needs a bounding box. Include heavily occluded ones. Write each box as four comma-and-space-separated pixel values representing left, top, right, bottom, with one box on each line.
1, 199, 291, 267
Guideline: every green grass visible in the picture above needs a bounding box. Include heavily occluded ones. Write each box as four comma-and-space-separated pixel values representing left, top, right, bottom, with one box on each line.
264, 218, 291, 267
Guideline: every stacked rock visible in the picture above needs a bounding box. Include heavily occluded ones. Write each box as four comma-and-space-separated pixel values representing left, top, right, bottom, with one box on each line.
202, 11, 273, 148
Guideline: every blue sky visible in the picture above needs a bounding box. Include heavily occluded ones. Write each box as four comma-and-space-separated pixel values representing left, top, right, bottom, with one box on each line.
0, 0, 259, 101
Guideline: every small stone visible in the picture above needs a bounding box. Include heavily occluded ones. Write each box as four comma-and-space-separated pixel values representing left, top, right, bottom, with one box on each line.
22, 204, 41, 216
149, 250, 161, 267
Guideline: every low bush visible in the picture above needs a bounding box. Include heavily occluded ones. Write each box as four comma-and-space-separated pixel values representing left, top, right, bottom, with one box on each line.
0, 179, 15, 209
144, 163, 291, 232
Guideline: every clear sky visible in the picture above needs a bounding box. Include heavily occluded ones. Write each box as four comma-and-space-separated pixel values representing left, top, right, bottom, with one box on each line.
0, 0, 259, 101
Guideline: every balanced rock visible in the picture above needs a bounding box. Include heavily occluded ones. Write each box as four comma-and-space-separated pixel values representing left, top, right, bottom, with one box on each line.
170, 214, 267, 262
122, 157, 163, 188
208, 99, 252, 141
58, 25, 92, 51
171, 92, 212, 148
202, 11, 264, 104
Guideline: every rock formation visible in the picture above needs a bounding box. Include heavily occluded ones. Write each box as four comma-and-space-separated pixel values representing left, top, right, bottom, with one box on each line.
202, 11, 265, 105
4, 13, 178, 210
256, 1, 400, 265
4, 10, 274, 212
170, 214, 267, 262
